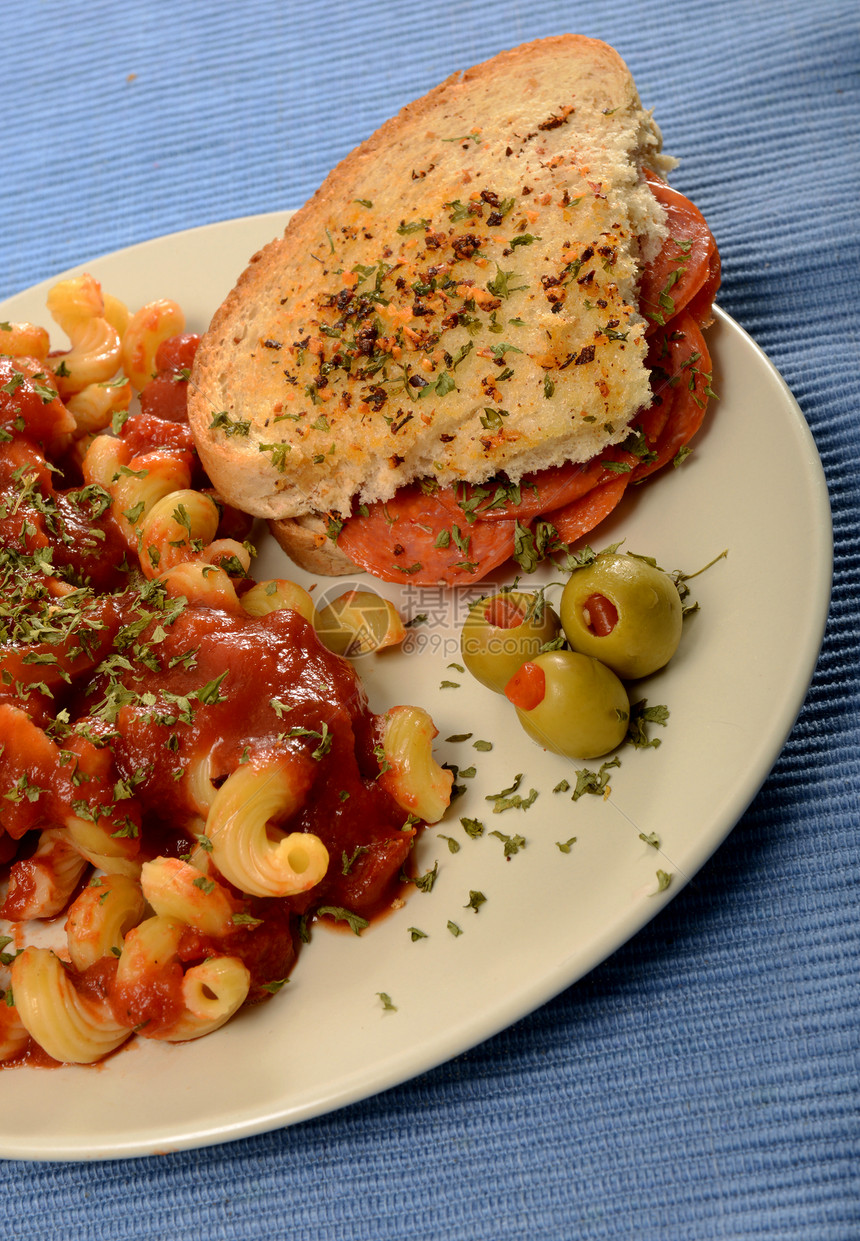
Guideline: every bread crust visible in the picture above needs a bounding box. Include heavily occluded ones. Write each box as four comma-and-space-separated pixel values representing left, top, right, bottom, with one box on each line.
267, 514, 357, 577
189, 35, 670, 529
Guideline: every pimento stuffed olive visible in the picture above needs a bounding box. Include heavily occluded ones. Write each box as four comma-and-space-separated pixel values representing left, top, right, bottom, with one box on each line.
461, 590, 561, 693
505, 650, 630, 759
559, 553, 683, 680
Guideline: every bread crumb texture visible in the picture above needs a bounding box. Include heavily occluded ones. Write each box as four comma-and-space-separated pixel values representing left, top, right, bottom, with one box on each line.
189, 35, 670, 520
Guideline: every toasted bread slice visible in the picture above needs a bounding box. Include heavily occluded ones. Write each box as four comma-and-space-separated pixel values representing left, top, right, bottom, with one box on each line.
268, 512, 356, 576
188, 35, 672, 528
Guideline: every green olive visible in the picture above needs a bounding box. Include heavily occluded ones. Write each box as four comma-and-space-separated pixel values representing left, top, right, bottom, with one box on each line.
506, 650, 630, 759
461, 590, 561, 693
559, 553, 683, 680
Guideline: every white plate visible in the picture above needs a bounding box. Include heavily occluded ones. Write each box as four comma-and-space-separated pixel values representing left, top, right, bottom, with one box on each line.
0, 216, 832, 1160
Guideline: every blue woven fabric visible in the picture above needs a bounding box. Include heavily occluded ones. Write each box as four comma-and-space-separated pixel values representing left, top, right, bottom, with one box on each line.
3, 0, 859, 1237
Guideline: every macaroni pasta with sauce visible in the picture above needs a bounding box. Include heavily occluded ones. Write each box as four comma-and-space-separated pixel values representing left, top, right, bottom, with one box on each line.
0, 276, 453, 1065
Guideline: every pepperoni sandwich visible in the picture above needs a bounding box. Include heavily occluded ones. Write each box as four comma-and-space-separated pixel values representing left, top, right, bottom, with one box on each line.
188, 35, 719, 585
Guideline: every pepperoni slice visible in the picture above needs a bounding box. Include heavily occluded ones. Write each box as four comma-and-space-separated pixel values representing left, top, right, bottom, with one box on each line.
639, 174, 719, 333
618, 324, 687, 460
632, 313, 712, 481
337, 484, 519, 585
543, 443, 639, 510
630, 388, 671, 455
436, 432, 646, 527
685, 246, 722, 328
544, 474, 631, 545
435, 458, 607, 524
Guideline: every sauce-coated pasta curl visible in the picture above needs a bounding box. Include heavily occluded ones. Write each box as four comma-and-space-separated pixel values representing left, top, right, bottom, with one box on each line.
1, 828, 89, 920
156, 560, 243, 612
121, 299, 185, 390
160, 957, 251, 1043
81, 434, 192, 552
102, 292, 130, 341
0, 356, 76, 455
46, 273, 105, 335
11, 947, 133, 1065
0, 321, 50, 360
47, 275, 122, 398
206, 758, 329, 898
140, 857, 238, 937
64, 814, 142, 879
0, 1005, 29, 1064
203, 537, 253, 576
138, 489, 220, 579
111, 451, 193, 549
54, 317, 123, 398
137, 491, 252, 583
115, 915, 182, 991
183, 750, 219, 817
376, 706, 453, 824
65, 377, 132, 439
80, 431, 129, 489
112, 914, 250, 1042
65, 874, 147, 972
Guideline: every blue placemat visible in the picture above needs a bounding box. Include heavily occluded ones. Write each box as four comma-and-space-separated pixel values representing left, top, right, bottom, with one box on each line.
3, 0, 859, 1237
